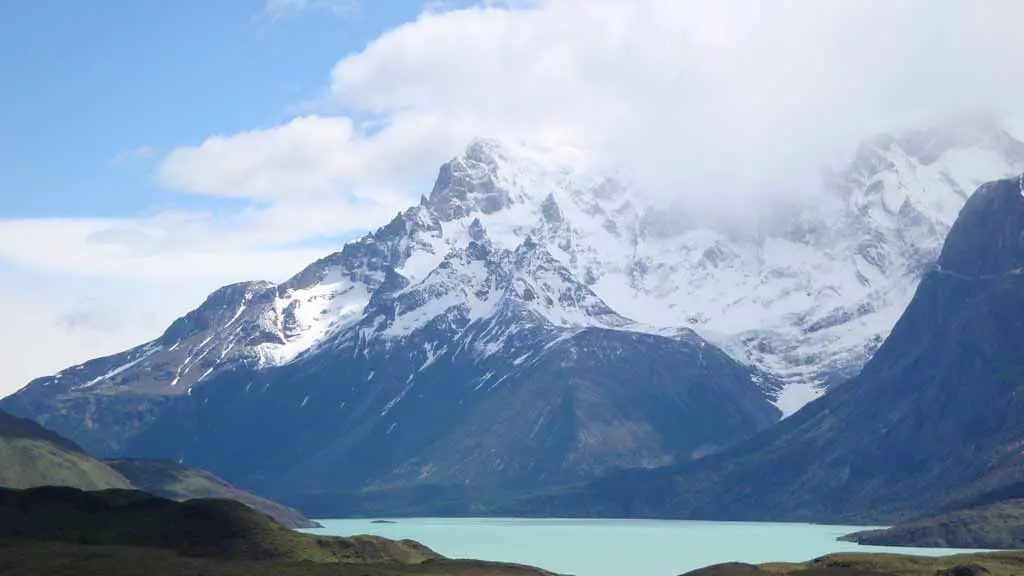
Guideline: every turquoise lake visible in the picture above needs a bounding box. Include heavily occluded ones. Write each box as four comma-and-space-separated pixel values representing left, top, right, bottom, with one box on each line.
304, 517, 985, 575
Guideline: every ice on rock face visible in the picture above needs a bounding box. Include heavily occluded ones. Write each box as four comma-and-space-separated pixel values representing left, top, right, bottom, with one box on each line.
54, 122, 1024, 417
385, 123, 1024, 415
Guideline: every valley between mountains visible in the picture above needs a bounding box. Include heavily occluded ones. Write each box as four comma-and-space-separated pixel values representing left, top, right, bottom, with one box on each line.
4, 118, 1024, 524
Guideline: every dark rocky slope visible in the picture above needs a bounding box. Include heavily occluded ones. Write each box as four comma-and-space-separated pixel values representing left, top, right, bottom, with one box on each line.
0, 485, 434, 563
499, 176, 1024, 523
681, 552, 1024, 576
114, 325, 776, 515
106, 459, 320, 529
0, 485, 557, 576
1, 142, 784, 512
841, 497, 1024, 549
2, 237, 778, 513
0, 409, 319, 528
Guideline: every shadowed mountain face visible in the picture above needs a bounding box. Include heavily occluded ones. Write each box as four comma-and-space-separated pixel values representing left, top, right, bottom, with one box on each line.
0, 409, 319, 528
5, 125, 1023, 515
1, 153, 781, 506
498, 177, 1024, 523
95, 326, 777, 512
840, 497, 1024, 550
0, 409, 85, 453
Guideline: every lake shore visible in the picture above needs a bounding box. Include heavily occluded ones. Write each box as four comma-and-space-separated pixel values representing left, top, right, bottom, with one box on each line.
303, 517, 988, 576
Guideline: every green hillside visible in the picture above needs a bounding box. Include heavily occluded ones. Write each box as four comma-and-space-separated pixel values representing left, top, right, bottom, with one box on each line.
682, 551, 1024, 575
0, 485, 557, 576
0, 411, 133, 490
107, 458, 320, 529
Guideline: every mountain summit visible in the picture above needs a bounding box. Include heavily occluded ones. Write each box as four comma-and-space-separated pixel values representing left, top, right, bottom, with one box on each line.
513, 175, 1024, 523
3, 140, 784, 507
4, 122, 1024, 511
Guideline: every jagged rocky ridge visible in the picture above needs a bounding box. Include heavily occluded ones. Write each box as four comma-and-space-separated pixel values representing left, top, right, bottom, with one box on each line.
4, 119, 1024, 509
500, 176, 1024, 523
14, 121, 1024, 406
3, 167, 781, 502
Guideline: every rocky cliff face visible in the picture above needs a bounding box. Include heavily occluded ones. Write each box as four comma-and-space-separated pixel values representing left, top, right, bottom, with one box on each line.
504, 176, 1024, 523
5, 120, 1023, 512
2, 155, 781, 502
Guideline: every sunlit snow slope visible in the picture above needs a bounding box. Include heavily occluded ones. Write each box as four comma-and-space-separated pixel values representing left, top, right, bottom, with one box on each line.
12, 119, 1024, 420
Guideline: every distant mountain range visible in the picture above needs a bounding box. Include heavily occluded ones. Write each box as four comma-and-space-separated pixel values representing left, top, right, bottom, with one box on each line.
499, 175, 1024, 524
4, 118, 1024, 519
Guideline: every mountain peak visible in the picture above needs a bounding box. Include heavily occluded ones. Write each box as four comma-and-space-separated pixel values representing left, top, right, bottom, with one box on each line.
426, 141, 511, 220
160, 280, 271, 345
897, 114, 1024, 165
847, 118, 1024, 182
938, 177, 1024, 277
540, 193, 563, 224
464, 137, 508, 166
467, 217, 489, 244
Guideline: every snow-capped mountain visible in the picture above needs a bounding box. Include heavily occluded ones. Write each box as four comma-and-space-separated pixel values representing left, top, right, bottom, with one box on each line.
14, 121, 1024, 407
4, 118, 1023, 505
3, 143, 784, 494
3, 191, 780, 501
509, 175, 1024, 524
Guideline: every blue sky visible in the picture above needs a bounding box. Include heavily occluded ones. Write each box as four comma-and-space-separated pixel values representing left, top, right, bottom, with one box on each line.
0, 0, 428, 219
0, 0, 465, 395
1, 0, 1023, 397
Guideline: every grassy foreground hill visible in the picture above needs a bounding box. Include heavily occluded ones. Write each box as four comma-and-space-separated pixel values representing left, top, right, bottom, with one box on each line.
0, 486, 556, 576
493, 178, 1024, 525
0, 410, 133, 490
107, 458, 320, 529
0, 408, 319, 528
681, 552, 1024, 575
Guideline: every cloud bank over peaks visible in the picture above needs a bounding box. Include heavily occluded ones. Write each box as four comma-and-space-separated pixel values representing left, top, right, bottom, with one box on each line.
4, 0, 1024, 397
165, 0, 1024, 230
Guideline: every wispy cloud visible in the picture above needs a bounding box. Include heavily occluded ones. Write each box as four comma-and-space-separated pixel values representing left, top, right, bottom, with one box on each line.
173, 0, 1024, 222
0, 214, 342, 397
6, 0, 1024, 397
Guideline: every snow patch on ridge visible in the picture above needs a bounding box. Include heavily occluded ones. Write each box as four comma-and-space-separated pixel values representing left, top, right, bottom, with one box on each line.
78, 344, 163, 389
44, 123, 1024, 417
256, 270, 371, 365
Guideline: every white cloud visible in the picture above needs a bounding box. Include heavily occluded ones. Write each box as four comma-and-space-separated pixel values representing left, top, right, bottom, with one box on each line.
0, 274, 204, 398
0, 214, 349, 279
157, 115, 420, 209
6, 0, 1024, 395
327, 0, 1024, 207
171, 0, 1024, 221
0, 209, 362, 397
